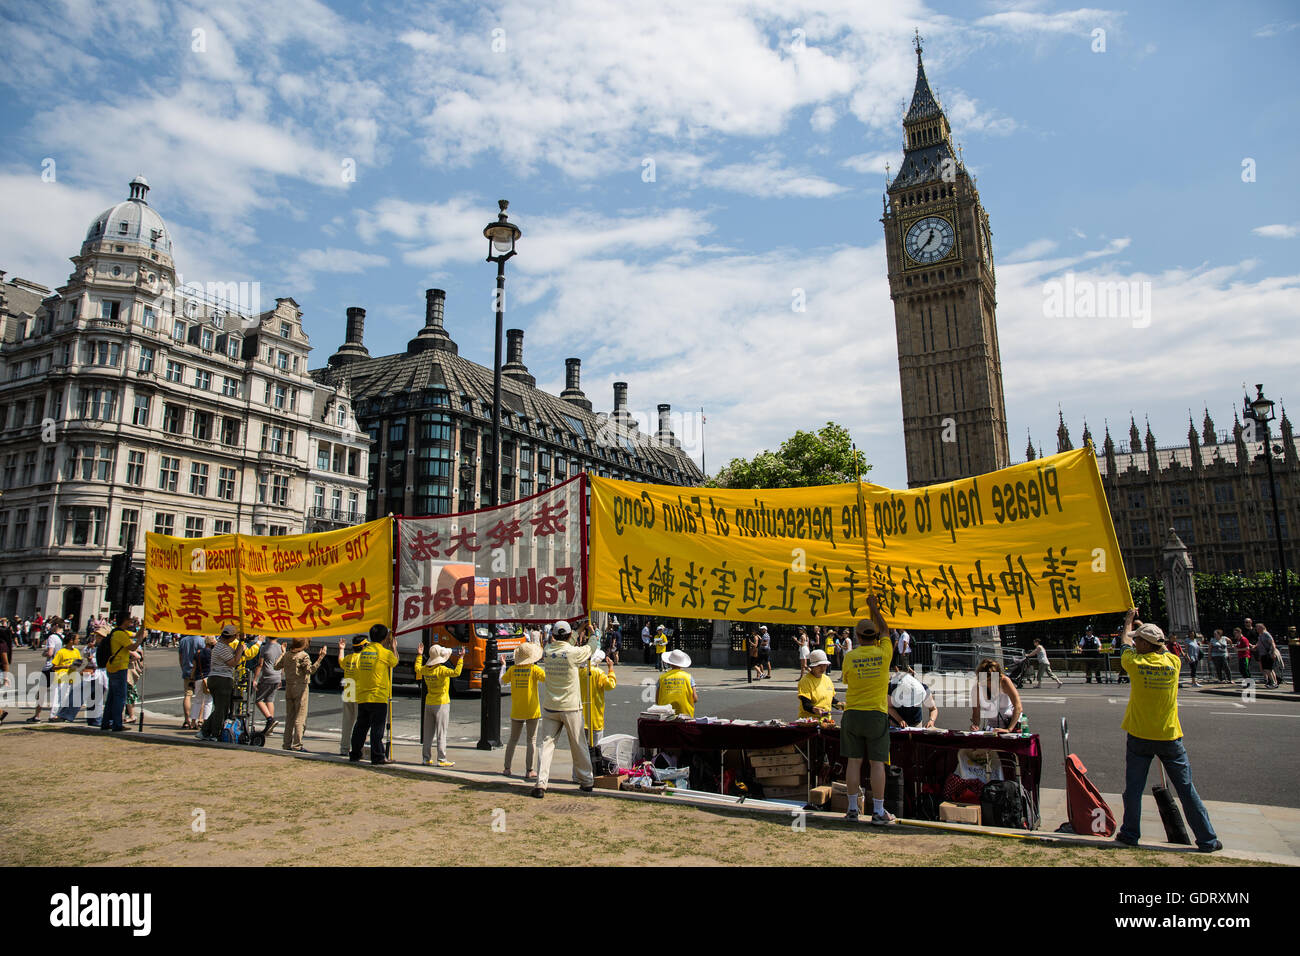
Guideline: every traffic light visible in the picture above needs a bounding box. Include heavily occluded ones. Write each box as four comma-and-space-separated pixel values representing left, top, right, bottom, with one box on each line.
126, 567, 145, 606
107, 552, 129, 609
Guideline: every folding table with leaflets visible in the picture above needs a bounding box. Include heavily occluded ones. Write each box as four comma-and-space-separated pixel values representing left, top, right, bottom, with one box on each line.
636, 716, 823, 798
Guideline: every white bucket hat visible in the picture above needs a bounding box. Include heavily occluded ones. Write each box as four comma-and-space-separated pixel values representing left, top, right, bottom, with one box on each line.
424, 644, 454, 666
662, 649, 692, 669
590, 649, 607, 665
807, 650, 830, 669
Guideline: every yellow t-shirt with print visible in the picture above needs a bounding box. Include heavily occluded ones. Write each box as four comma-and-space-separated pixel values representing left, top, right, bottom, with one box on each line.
352, 643, 398, 704
579, 665, 617, 730
52, 647, 83, 684
657, 668, 695, 717
1121, 648, 1183, 740
843, 639, 892, 713
503, 664, 546, 721
415, 655, 463, 706
797, 671, 835, 719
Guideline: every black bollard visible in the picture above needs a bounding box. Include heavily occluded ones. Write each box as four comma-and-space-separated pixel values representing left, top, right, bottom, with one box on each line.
476, 634, 502, 749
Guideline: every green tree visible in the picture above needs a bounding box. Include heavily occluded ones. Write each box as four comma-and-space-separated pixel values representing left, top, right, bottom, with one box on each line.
709, 422, 870, 488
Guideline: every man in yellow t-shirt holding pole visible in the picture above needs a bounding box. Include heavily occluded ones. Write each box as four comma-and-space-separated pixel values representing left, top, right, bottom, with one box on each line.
839, 595, 895, 825
1114, 608, 1221, 852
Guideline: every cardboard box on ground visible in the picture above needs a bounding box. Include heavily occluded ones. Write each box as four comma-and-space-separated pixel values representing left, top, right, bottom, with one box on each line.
940, 802, 981, 825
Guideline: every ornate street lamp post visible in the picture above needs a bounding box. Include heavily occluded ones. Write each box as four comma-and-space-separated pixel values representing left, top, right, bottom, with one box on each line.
477, 200, 520, 750
1245, 384, 1294, 691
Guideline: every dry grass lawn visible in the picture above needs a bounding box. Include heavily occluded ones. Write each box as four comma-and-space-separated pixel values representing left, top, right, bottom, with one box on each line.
0, 728, 1245, 867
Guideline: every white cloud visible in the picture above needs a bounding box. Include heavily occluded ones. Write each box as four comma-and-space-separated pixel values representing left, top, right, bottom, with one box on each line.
810, 105, 838, 132
1253, 224, 1299, 239
281, 247, 389, 292
1004, 238, 1059, 263
1254, 21, 1300, 38
841, 151, 896, 175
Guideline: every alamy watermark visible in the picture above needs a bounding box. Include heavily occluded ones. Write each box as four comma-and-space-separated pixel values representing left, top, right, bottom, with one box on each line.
1042, 272, 1151, 328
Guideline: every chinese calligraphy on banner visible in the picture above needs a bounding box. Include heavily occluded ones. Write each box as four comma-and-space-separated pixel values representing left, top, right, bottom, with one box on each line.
394, 474, 587, 634
588, 448, 1133, 629
143, 518, 393, 637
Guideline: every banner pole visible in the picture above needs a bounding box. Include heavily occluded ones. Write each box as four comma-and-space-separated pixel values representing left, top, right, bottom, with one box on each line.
852, 443, 873, 580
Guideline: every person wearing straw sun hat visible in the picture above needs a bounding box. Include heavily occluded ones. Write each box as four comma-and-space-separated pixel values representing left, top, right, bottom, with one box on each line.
533, 619, 601, 798
579, 648, 617, 746
1114, 608, 1221, 852
502, 640, 547, 779
416, 640, 464, 767
656, 649, 698, 717
797, 650, 840, 722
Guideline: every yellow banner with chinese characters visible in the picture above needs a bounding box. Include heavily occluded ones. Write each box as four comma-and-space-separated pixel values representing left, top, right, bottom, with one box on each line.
143, 519, 392, 637
588, 448, 1132, 629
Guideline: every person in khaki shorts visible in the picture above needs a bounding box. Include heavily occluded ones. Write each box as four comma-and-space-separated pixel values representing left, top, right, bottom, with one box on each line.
275, 637, 328, 751
839, 595, 896, 825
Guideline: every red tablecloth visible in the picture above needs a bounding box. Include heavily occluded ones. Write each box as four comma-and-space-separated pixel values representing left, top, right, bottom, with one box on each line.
636, 717, 821, 752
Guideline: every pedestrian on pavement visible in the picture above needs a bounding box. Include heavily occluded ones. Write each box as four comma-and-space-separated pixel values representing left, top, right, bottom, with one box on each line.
1254, 623, 1280, 688
199, 625, 246, 741
657, 649, 697, 716
533, 620, 600, 798
100, 613, 141, 733
252, 635, 284, 738
123, 647, 146, 725
80, 657, 108, 727
747, 630, 761, 680
27, 618, 65, 723
337, 634, 367, 756
1114, 608, 1221, 852
416, 641, 464, 767
759, 626, 772, 678
349, 624, 397, 765
1078, 625, 1102, 683
1233, 627, 1255, 684
189, 636, 215, 728
641, 623, 653, 666
579, 649, 617, 746
275, 637, 327, 751
653, 625, 668, 671
605, 619, 621, 665
796, 628, 810, 676
1209, 629, 1230, 682
840, 595, 896, 825
1030, 638, 1063, 688
178, 631, 205, 729
896, 629, 913, 670
1184, 632, 1203, 686
50, 632, 84, 722
502, 641, 546, 779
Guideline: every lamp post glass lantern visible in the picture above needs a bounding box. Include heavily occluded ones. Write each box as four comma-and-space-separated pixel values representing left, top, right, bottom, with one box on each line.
478, 199, 520, 750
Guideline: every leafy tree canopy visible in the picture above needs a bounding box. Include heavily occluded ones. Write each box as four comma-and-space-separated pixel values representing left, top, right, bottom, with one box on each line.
709, 422, 871, 489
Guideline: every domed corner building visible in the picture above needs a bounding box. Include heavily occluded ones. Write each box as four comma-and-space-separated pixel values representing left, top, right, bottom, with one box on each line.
308, 288, 706, 520
0, 177, 371, 625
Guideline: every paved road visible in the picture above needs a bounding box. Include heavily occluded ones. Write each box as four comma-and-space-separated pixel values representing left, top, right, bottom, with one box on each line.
117, 650, 1299, 809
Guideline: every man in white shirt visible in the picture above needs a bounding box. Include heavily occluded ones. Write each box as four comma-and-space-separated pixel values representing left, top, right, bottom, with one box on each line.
888, 665, 937, 728
896, 630, 912, 668
27, 621, 65, 723
641, 623, 652, 666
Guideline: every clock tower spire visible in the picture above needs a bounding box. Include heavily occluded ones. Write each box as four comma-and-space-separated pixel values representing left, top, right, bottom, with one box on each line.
883, 38, 1009, 487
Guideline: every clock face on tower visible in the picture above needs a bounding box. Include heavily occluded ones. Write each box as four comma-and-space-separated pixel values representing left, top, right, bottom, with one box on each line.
904, 216, 955, 264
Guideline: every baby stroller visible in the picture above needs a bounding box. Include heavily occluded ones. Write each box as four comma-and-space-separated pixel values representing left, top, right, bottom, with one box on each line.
220, 663, 268, 747
1007, 652, 1033, 689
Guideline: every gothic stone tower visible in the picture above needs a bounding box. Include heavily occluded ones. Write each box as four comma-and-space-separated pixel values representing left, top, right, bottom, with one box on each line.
883, 37, 1010, 487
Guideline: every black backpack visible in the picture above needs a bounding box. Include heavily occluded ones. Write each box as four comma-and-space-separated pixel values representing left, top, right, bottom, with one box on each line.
981, 780, 1038, 830
96, 629, 128, 669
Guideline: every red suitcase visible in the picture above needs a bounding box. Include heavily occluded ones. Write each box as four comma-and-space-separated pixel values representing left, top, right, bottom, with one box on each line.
1059, 717, 1117, 837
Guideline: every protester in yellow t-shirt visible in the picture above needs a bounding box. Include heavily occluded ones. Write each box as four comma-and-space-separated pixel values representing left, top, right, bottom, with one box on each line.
51, 634, 84, 721
579, 649, 618, 745
840, 595, 895, 825
656, 649, 697, 716
102, 615, 142, 733
796, 650, 839, 721
502, 642, 546, 779
336, 635, 368, 756
416, 642, 464, 767
653, 626, 668, 671
1115, 608, 1219, 852
348, 624, 397, 765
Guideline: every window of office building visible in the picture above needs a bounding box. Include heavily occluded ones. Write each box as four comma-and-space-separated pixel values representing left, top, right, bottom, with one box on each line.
217, 467, 236, 500
189, 462, 209, 496
192, 411, 212, 441
60, 506, 106, 546
159, 455, 179, 492
119, 509, 139, 549
165, 360, 184, 382
195, 369, 212, 390
185, 516, 204, 538
154, 512, 175, 535
132, 393, 151, 426
139, 346, 154, 373
271, 474, 289, 507
213, 520, 233, 535
222, 376, 239, 397
162, 403, 183, 434
126, 450, 145, 485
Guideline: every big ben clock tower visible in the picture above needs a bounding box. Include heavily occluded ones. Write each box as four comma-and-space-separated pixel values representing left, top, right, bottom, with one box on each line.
884, 34, 1010, 487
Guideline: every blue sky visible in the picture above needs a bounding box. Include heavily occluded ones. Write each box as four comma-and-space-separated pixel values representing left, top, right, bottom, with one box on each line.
1, 0, 1297, 487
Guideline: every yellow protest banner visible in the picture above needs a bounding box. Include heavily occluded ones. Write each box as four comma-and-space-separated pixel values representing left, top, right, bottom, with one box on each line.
588, 448, 1132, 629
144, 518, 392, 637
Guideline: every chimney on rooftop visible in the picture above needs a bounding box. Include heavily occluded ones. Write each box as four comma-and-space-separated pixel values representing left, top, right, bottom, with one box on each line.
407, 288, 458, 355
328, 306, 371, 366
561, 357, 592, 412
502, 328, 535, 387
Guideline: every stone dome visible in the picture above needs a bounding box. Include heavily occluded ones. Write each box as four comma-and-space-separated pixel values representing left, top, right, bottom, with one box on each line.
83, 176, 172, 255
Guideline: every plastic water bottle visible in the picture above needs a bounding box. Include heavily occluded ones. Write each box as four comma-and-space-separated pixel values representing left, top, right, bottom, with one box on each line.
1017, 713, 1029, 734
